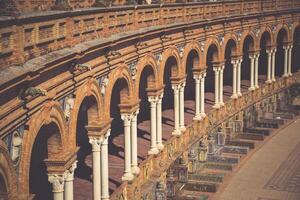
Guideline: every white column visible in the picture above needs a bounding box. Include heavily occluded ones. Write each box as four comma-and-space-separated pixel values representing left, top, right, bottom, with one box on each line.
121, 114, 134, 181
156, 93, 164, 150
48, 174, 65, 200
237, 59, 242, 97
179, 82, 186, 131
64, 161, 77, 200
231, 60, 238, 99
249, 55, 255, 90
89, 137, 102, 200
131, 110, 140, 174
101, 130, 110, 200
200, 73, 206, 118
288, 45, 293, 76
272, 48, 277, 82
213, 67, 220, 109
193, 75, 201, 120
255, 54, 259, 89
148, 97, 159, 154
172, 84, 181, 135
266, 49, 272, 83
283, 45, 289, 77
219, 65, 224, 106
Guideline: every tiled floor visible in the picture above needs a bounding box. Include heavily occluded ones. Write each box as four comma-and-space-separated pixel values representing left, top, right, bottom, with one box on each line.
73, 76, 268, 199
218, 119, 300, 200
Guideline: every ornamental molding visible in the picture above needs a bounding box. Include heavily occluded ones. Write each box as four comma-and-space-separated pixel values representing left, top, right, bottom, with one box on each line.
98, 75, 109, 96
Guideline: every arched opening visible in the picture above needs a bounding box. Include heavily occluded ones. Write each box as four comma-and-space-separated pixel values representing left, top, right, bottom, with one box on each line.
137, 65, 155, 159
0, 174, 7, 199
184, 50, 199, 123
162, 56, 178, 141
292, 26, 300, 72
205, 44, 219, 109
224, 39, 237, 99
241, 35, 255, 91
275, 28, 288, 77
259, 31, 271, 83
29, 122, 62, 200
109, 78, 130, 193
74, 96, 99, 199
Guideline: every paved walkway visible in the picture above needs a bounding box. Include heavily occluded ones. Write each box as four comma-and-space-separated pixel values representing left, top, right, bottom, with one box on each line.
218, 118, 300, 200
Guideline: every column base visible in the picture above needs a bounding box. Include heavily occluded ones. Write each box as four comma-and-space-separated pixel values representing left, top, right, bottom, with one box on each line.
272, 79, 276, 82
212, 104, 220, 109
200, 113, 206, 118
121, 172, 134, 182
255, 85, 259, 89
237, 92, 242, 97
219, 102, 224, 107
193, 115, 202, 121
131, 166, 140, 175
283, 74, 289, 78
265, 80, 272, 84
172, 129, 181, 136
157, 143, 164, 150
101, 196, 110, 200
248, 87, 255, 91
231, 94, 238, 99
148, 147, 159, 155
289, 73, 293, 76
180, 126, 186, 131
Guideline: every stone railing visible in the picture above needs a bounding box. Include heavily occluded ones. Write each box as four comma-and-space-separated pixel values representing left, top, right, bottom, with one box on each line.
0, 0, 299, 68
111, 71, 300, 199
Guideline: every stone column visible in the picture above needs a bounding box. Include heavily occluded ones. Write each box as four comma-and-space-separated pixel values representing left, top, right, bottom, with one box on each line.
255, 54, 260, 89
266, 49, 272, 83
272, 48, 276, 82
237, 59, 242, 97
283, 45, 289, 77
48, 174, 65, 200
249, 54, 255, 91
89, 137, 102, 199
200, 73, 206, 118
219, 65, 224, 106
213, 67, 220, 109
179, 82, 186, 131
156, 93, 164, 150
64, 161, 77, 200
193, 74, 201, 120
231, 60, 238, 99
101, 130, 110, 200
288, 45, 293, 76
131, 110, 140, 174
172, 84, 181, 135
121, 114, 134, 181
148, 96, 159, 154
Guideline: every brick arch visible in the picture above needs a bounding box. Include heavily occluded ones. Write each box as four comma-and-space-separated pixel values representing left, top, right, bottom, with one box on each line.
222, 33, 240, 60
0, 141, 17, 200
18, 101, 69, 196
291, 22, 300, 41
69, 78, 103, 147
258, 26, 274, 47
274, 24, 290, 43
104, 64, 134, 117
159, 46, 182, 84
240, 31, 257, 52
182, 41, 202, 74
202, 37, 222, 66
135, 53, 160, 96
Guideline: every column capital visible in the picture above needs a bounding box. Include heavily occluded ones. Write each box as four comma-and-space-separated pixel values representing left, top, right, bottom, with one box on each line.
64, 161, 77, 182
89, 137, 103, 152
171, 83, 181, 91
213, 67, 220, 72
48, 174, 65, 193
148, 95, 159, 103
193, 74, 201, 81
283, 45, 289, 50
102, 129, 111, 145
121, 113, 133, 126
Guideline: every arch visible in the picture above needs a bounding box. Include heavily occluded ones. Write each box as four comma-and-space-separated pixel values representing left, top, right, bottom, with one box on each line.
292, 25, 300, 72
159, 46, 182, 84
222, 33, 240, 60
69, 78, 103, 147
0, 141, 17, 199
135, 53, 159, 95
259, 27, 273, 47
182, 41, 202, 74
18, 102, 69, 196
104, 64, 134, 116
240, 31, 257, 53
274, 24, 290, 43
203, 37, 222, 66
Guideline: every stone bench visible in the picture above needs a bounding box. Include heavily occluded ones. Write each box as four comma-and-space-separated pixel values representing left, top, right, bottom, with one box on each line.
188, 172, 224, 183
246, 127, 271, 136
184, 180, 219, 193
236, 133, 265, 141
204, 162, 234, 171
221, 145, 249, 155
273, 112, 294, 119
259, 117, 285, 125
207, 155, 240, 164
226, 140, 255, 149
